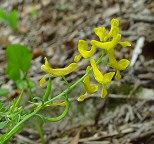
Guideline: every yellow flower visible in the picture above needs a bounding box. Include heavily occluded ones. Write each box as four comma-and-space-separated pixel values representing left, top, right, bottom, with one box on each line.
108, 49, 130, 80
74, 40, 96, 62
90, 59, 115, 98
91, 18, 131, 51
90, 18, 131, 81
94, 27, 106, 42
41, 57, 78, 77
104, 18, 120, 41
91, 34, 121, 51
78, 66, 99, 102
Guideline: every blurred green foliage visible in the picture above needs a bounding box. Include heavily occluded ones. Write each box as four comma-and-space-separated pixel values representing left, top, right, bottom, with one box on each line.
0, 9, 18, 30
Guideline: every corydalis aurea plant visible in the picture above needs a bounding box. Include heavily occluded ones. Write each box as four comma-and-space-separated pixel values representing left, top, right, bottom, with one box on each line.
1, 18, 131, 143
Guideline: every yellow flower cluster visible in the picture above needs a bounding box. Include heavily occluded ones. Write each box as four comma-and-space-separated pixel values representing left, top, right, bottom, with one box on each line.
40, 18, 131, 102
77, 18, 131, 101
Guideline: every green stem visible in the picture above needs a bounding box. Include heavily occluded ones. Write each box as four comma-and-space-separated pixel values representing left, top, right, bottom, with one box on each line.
62, 76, 70, 88
44, 95, 70, 122
43, 78, 52, 101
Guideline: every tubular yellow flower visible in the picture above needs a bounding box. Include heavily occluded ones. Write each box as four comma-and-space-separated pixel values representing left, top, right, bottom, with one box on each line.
78, 66, 99, 102
78, 40, 96, 58
104, 18, 120, 41
108, 49, 130, 70
94, 27, 106, 42
108, 49, 130, 80
41, 57, 78, 77
83, 66, 99, 93
90, 59, 115, 98
91, 34, 121, 51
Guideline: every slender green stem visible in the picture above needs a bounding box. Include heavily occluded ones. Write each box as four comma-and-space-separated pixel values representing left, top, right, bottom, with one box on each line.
62, 76, 70, 88
43, 78, 52, 101
43, 95, 70, 122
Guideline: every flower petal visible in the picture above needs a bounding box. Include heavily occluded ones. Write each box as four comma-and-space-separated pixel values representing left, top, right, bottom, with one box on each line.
94, 27, 106, 41
74, 54, 82, 62
119, 41, 131, 47
108, 49, 129, 70
78, 40, 88, 51
118, 59, 130, 69
103, 72, 115, 84
77, 92, 88, 102
111, 18, 120, 27
115, 70, 121, 80
41, 57, 78, 76
78, 40, 96, 58
91, 34, 121, 51
104, 18, 120, 41
83, 66, 99, 94
41, 57, 51, 72
90, 59, 104, 83
101, 84, 107, 98
84, 83, 99, 94
40, 75, 47, 87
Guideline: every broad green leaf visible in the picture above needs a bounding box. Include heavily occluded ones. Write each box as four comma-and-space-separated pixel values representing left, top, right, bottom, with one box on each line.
0, 88, 9, 97
0, 9, 9, 25
9, 10, 18, 30
6, 44, 33, 81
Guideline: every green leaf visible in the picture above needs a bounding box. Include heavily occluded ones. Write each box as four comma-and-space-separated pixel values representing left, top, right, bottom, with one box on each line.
0, 9, 9, 25
0, 88, 9, 97
6, 44, 33, 81
14, 91, 23, 107
9, 10, 18, 30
